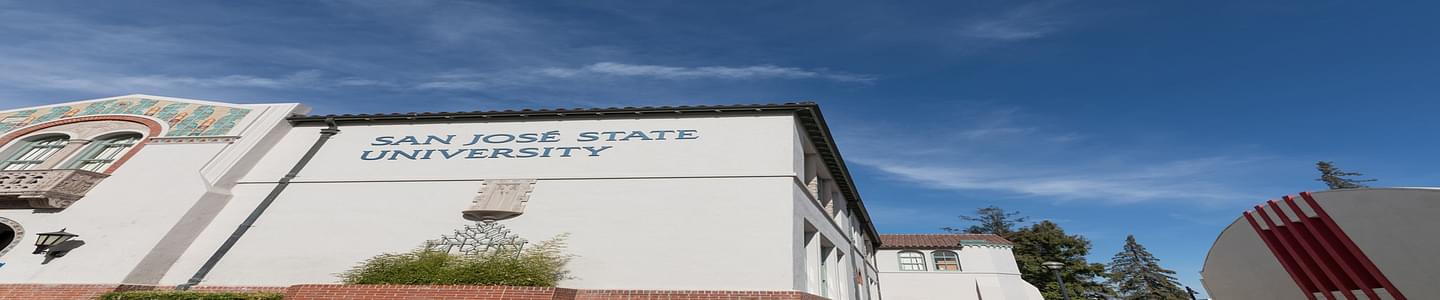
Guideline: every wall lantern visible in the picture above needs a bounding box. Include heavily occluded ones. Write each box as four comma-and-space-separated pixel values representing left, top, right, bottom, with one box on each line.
33, 229, 78, 255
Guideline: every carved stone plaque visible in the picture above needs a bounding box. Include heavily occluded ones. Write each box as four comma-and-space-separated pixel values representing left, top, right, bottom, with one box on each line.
462, 179, 537, 222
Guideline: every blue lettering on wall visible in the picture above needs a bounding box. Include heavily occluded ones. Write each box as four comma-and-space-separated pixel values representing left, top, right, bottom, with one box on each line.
361, 130, 695, 161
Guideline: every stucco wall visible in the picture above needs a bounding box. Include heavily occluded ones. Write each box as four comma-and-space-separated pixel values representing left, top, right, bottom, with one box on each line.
0, 100, 304, 284
875, 248, 1019, 274
174, 177, 796, 290
874, 248, 1040, 300
161, 112, 875, 293
237, 115, 799, 183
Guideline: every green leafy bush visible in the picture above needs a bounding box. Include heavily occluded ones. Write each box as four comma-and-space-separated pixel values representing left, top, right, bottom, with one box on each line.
340, 235, 572, 286
98, 291, 283, 300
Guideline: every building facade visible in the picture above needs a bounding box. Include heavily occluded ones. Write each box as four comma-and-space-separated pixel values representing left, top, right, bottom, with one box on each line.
0, 95, 1043, 299
876, 234, 1042, 300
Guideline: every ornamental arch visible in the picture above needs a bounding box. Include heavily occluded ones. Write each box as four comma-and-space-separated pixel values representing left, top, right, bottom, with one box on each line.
0, 115, 164, 174
0, 217, 22, 257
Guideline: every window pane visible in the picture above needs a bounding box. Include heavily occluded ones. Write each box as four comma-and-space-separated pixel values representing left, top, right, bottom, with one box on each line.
2, 136, 69, 170
67, 134, 141, 172
83, 161, 108, 172
933, 251, 960, 271
96, 146, 124, 160
898, 252, 926, 271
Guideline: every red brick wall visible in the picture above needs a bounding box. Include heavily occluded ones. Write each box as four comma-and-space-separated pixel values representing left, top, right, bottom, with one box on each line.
0, 284, 120, 300
0, 284, 829, 300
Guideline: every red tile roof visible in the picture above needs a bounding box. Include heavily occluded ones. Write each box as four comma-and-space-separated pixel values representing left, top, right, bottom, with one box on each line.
878, 234, 1013, 249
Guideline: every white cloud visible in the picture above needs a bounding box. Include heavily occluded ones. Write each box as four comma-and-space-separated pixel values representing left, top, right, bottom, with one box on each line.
542, 62, 876, 83
857, 157, 1257, 204
413, 62, 876, 91
957, 2, 1066, 41
837, 105, 1271, 205
0, 61, 333, 94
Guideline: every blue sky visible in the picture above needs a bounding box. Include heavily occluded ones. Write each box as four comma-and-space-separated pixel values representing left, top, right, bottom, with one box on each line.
4, 1, 1439, 296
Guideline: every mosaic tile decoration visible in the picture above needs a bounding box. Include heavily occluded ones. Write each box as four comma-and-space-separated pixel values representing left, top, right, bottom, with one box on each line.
0, 98, 251, 137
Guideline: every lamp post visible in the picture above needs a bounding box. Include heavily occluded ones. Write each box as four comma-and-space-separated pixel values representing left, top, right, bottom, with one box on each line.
33, 229, 78, 255
1042, 261, 1071, 300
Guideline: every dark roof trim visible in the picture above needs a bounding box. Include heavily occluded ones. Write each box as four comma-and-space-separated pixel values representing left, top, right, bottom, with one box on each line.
286, 103, 819, 123
287, 102, 883, 249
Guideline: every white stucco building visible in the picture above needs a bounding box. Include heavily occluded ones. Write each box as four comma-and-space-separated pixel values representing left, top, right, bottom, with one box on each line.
876, 234, 1043, 300
0, 95, 1040, 299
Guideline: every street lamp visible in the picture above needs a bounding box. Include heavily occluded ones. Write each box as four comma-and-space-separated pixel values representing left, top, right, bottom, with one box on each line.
33, 229, 78, 255
1042, 261, 1071, 300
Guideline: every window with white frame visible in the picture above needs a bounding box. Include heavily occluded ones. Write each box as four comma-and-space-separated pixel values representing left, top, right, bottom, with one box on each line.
897, 251, 926, 271
67, 133, 141, 172
933, 250, 960, 271
0, 135, 69, 171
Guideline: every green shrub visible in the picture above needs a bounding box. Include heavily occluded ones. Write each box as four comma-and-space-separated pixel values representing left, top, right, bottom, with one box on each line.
340, 235, 572, 286
98, 291, 283, 300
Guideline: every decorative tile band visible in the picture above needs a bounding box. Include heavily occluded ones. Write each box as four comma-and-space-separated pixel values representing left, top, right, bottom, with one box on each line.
0, 97, 251, 137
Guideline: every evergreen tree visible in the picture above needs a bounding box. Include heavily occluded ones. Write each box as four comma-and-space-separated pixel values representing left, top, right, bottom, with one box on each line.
1106, 235, 1188, 300
1315, 161, 1375, 189
1010, 220, 1111, 299
942, 205, 1027, 236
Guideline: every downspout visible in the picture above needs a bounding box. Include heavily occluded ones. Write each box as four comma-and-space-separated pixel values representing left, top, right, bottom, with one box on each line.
177, 118, 340, 290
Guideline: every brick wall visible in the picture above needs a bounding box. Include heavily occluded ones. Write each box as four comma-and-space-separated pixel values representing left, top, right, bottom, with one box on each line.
0, 284, 829, 300
0, 284, 121, 300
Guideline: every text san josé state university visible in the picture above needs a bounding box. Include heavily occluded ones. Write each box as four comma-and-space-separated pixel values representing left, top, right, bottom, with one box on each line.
360, 130, 700, 160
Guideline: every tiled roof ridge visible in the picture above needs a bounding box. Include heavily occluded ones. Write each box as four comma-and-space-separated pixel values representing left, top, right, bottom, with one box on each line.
878, 233, 1014, 248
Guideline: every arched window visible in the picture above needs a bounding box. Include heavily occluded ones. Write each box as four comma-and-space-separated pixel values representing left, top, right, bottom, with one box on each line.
898, 251, 926, 271
1, 135, 69, 170
933, 250, 960, 271
67, 133, 142, 172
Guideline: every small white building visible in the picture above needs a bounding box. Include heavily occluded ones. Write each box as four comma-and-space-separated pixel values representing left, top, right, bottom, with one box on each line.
877, 234, 1043, 300
0, 95, 1038, 299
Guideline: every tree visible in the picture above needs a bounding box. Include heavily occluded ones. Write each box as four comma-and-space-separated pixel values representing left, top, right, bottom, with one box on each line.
1315, 161, 1375, 190
1010, 220, 1111, 299
942, 205, 1028, 236
1107, 235, 1188, 300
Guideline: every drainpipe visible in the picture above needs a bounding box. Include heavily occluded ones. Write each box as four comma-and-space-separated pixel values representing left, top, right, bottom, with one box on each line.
177, 118, 339, 290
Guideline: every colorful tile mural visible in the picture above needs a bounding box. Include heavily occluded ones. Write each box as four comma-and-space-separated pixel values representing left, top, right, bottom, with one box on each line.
0, 98, 251, 137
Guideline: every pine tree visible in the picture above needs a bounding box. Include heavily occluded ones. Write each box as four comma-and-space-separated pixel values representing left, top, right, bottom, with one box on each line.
1315, 161, 1375, 190
1010, 221, 1111, 299
1107, 235, 1188, 300
942, 205, 1027, 236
